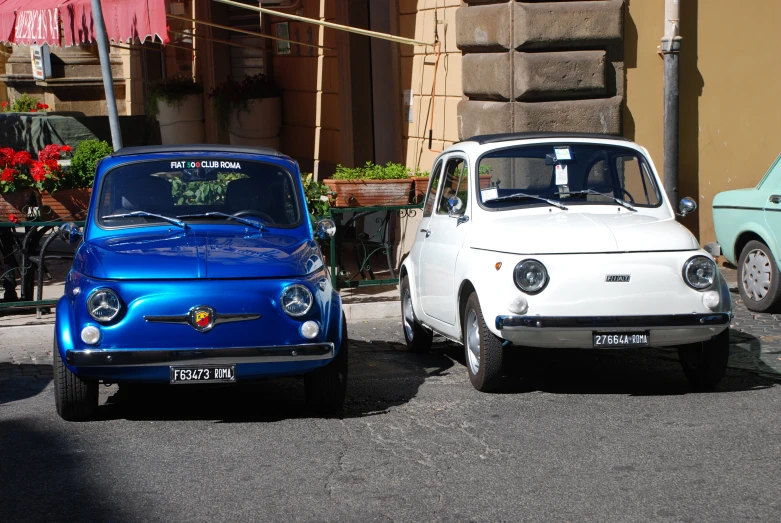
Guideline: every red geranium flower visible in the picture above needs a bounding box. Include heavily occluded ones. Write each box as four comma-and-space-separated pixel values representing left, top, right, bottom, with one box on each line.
31, 161, 48, 182
1, 101, 7, 108
35, 102, 43, 109
38, 144, 61, 162
1, 167, 16, 182
59, 145, 72, 153
0, 147, 14, 166
8, 213, 18, 223
12, 150, 31, 166
30, 109, 37, 113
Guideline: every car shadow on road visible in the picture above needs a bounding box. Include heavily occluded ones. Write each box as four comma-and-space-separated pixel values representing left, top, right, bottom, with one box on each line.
0, 363, 52, 405
93, 338, 458, 423
468, 330, 781, 396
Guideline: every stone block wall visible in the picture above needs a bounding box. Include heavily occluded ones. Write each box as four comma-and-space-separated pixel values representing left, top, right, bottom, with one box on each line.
456, 0, 624, 140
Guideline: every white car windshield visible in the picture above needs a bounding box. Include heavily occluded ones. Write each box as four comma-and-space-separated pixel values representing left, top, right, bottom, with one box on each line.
477, 143, 662, 210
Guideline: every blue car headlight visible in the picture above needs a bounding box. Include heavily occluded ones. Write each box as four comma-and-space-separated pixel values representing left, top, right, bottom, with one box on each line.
281, 284, 313, 317
87, 288, 121, 322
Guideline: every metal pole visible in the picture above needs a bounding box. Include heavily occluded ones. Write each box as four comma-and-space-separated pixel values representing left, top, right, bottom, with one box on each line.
90, 0, 123, 150
661, 0, 681, 207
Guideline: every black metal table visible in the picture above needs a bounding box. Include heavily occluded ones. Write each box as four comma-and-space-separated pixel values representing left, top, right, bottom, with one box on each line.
327, 204, 423, 289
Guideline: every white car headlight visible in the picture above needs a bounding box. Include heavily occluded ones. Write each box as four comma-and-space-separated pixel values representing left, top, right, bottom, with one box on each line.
87, 288, 121, 322
514, 259, 548, 294
683, 255, 716, 290
281, 284, 313, 317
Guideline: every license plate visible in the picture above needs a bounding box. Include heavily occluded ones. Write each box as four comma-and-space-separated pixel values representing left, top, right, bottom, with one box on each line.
170, 365, 236, 384
593, 332, 650, 348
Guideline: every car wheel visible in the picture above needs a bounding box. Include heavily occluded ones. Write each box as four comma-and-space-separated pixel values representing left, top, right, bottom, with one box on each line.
678, 328, 730, 389
53, 337, 98, 421
305, 316, 348, 413
738, 240, 781, 312
400, 275, 433, 352
463, 292, 504, 392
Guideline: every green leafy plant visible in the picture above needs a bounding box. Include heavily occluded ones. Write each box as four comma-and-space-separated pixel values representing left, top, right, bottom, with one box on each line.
146, 73, 202, 120
170, 172, 246, 205
1, 93, 49, 113
208, 74, 281, 132
333, 161, 412, 181
302, 173, 331, 221
62, 139, 113, 189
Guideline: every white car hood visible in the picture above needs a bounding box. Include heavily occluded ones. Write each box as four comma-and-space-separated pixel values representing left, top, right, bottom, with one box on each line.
471, 211, 699, 255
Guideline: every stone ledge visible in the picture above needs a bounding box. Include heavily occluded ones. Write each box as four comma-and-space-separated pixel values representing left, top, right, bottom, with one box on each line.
515, 0, 623, 50
455, 3, 513, 52
514, 96, 622, 134
515, 50, 607, 101
462, 53, 512, 101
457, 100, 514, 140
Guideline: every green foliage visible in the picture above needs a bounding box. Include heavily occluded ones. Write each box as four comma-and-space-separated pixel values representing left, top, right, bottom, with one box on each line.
60, 140, 113, 189
8, 94, 41, 112
302, 172, 330, 220
333, 161, 412, 181
479, 164, 492, 175
413, 167, 430, 177
171, 172, 246, 205
146, 73, 202, 120
208, 74, 281, 132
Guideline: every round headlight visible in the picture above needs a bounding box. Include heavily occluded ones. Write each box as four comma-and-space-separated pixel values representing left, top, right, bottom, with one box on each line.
281, 284, 313, 317
87, 288, 121, 322
514, 259, 548, 294
683, 255, 716, 290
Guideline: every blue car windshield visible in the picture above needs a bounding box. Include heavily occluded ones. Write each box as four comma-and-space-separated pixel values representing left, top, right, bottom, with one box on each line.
477, 144, 662, 209
97, 159, 302, 228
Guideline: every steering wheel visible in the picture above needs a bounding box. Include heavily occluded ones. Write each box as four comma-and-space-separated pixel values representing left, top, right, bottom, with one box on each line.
589, 185, 636, 204
231, 209, 276, 224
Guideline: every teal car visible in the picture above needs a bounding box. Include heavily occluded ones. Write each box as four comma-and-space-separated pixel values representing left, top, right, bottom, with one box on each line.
712, 153, 781, 312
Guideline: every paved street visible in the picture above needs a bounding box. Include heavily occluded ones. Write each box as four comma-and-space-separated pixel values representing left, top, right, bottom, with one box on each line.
2, 273, 781, 522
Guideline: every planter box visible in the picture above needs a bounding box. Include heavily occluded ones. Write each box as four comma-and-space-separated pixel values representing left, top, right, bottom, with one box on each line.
324, 179, 414, 208
228, 97, 282, 149
39, 188, 91, 221
157, 94, 205, 145
411, 176, 429, 203
0, 190, 38, 222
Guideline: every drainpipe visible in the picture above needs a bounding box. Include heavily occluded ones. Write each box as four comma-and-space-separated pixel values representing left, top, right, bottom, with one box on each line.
90, 0, 123, 150
661, 0, 681, 207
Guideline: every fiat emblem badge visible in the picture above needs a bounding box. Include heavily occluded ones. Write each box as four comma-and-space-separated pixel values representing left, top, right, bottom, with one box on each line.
189, 305, 215, 332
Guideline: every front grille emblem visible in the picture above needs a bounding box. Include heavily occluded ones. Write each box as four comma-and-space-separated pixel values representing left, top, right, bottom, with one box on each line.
605, 275, 631, 282
190, 305, 215, 332
145, 307, 261, 331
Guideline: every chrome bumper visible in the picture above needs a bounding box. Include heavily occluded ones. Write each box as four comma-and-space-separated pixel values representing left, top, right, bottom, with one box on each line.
66, 343, 335, 367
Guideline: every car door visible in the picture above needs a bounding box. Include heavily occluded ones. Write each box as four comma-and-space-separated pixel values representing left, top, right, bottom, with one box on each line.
762, 159, 781, 261
412, 159, 443, 292
418, 154, 471, 326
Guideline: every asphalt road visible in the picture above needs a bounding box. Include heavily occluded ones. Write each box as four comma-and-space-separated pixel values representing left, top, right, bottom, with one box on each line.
2, 318, 781, 522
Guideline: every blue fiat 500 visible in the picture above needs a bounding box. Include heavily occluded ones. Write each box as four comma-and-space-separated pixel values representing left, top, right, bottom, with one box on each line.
53, 145, 346, 420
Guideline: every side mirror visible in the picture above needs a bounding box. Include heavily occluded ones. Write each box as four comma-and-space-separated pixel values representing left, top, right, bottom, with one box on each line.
59, 222, 82, 244
678, 197, 697, 217
447, 196, 463, 217
315, 218, 336, 240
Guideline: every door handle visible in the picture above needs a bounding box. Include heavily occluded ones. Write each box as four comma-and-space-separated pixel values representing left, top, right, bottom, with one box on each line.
769, 195, 781, 204
420, 228, 431, 237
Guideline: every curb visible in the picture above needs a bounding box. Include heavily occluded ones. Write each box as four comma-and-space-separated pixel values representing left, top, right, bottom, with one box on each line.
343, 301, 400, 320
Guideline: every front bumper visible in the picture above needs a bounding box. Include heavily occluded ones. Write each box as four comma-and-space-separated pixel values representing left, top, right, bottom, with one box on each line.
66, 343, 334, 367
496, 313, 730, 348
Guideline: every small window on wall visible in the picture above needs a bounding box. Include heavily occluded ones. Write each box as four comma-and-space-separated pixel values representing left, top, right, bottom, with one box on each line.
437, 158, 468, 216
423, 161, 443, 217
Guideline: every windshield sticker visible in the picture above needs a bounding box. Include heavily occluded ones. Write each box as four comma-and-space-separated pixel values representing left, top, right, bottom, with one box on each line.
481, 187, 498, 202
555, 164, 569, 185
170, 161, 242, 169
553, 147, 572, 161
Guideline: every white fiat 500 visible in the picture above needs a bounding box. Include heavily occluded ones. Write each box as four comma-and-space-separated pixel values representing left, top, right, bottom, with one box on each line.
400, 133, 731, 391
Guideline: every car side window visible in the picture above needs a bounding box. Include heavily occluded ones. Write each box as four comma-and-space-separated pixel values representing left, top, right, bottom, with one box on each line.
437, 158, 468, 216
422, 161, 443, 217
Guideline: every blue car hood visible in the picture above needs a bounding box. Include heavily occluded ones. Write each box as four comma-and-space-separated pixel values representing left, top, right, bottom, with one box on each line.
74, 229, 322, 280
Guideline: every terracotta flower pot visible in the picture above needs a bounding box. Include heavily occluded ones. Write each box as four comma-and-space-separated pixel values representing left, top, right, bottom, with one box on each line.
323, 179, 414, 208
411, 176, 429, 203
479, 174, 492, 189
0, 190, 38, 222
39, 188, 91, 221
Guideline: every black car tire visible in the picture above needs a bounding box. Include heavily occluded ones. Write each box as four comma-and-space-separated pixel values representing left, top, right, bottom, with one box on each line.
463, 292, 504, 392
678, 328, 730, 389
53, 337, 98, 421
738, 240, 781, 312
400, 275, 433, 352
305, 316, 348, 413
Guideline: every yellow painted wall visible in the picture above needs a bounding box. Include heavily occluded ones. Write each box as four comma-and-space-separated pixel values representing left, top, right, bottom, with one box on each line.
625, 0, 781, 243
398, 0, 462, 175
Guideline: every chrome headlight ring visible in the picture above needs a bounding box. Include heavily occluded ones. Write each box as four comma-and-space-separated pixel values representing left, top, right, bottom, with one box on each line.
513, 259, 549, 294
86, 288, 122, 322
682, 255, 717, 291
280, 284, 314, 317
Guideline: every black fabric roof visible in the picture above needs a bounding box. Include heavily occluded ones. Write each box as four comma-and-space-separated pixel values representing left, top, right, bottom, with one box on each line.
111, 144, 284, 157
463, 132, 632, 145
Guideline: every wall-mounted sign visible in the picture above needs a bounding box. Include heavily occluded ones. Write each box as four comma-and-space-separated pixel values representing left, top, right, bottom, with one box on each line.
275, 22, 291, 55
30, 44, 51, 80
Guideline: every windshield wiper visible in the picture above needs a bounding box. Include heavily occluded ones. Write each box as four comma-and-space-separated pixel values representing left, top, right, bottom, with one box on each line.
490, 191, 568, 210
101, 211, 188, 228
555, 189, 637, 212
176, 212, 264, 229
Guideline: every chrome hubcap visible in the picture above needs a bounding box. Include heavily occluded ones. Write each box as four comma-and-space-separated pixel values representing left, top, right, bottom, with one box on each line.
466, 309, 481, 375
743, 249, 772, 301
403, 288, 415, 340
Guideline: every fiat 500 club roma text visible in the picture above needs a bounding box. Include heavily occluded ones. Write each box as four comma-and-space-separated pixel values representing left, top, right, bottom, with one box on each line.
54, 145, 346, 420
400, 133, 732, 392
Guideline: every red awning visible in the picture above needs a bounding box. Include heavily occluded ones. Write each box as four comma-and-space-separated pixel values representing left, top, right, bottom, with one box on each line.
0, 0, 168, 47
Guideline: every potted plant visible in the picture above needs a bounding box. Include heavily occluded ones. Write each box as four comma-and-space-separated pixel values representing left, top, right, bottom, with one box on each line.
302, 172, 331, 224
0, 147, 35, 222
39, 140, 112, 220
209, 74, 282, 148
1, 93, 50, 114
410, 167, 430, 203
324, 162, 414, 208
147, 73, 205, 145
